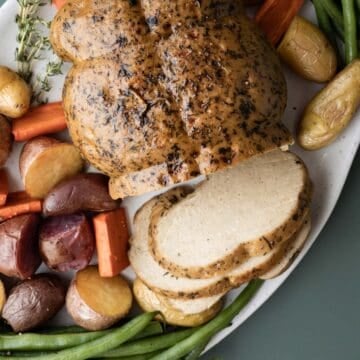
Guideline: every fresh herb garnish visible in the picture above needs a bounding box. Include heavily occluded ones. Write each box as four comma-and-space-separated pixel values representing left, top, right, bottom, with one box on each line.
15, 0, 64, 104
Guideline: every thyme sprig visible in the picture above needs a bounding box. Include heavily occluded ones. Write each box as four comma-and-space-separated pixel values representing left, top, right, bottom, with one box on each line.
15, 0, 64, 104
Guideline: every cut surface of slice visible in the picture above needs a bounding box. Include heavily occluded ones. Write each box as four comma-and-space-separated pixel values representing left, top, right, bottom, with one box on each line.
133, 278, 223, 327
129, 188, 311, 299
149, 150, 311, 279
260, 218, 311, 279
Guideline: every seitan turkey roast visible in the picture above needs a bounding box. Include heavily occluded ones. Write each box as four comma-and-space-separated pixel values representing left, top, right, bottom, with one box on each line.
51, 0, 292, 199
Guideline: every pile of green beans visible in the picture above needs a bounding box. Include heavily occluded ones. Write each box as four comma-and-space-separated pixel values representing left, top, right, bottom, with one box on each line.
313, 0, 359, 64
0, 280, 263, 360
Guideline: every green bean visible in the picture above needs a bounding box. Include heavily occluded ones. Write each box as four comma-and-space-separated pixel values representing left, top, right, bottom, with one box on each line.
0, 331, 110, 351
183, 337, 210, 360
313, 0, 345, 67
96, 351, 162, 360
102, 329, 196, 358
342, 0, 358, 63
0, 312, 156, 360
149, 280, 264, 360
318, 0, 344, 29
357, 0, 360, 11
0, 322, 163, 352
132, 322, 163, 341
39, 326, 87, 334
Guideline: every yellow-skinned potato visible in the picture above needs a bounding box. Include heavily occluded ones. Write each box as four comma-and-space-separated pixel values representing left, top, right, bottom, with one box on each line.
298, 59, 360, 150
278, 16, 337, 83
0, 66, 31, 118
66, 266, 133, 330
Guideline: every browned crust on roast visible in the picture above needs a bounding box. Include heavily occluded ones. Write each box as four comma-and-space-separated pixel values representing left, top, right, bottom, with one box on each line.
51, 0, 292, 199
148, 155, 312, 279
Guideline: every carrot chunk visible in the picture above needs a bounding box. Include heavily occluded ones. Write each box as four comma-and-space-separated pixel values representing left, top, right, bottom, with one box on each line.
0, 191, 42, 222
12, 102, 67, 142
52, 0, 67, 9
255, 0, 305, 46
0, 169, 9, 206
93, 208, 130, 277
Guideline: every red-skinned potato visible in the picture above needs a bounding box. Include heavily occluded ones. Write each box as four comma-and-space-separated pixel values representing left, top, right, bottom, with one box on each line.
66, 266, 133, 330
2, 274, 66, 332
39, 213, 95, 272
20, 136, 84, 199
0, 115, 12, 166
43, 173, 118, 217
0, 214, 41, 279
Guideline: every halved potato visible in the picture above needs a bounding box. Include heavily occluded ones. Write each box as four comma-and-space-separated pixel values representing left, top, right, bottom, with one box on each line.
133, 279, 223, 327
66, 266, 133, 330
20, 136, 84, 199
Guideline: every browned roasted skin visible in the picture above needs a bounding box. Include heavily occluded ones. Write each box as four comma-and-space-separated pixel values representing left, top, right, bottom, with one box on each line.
50, 0, 291, 199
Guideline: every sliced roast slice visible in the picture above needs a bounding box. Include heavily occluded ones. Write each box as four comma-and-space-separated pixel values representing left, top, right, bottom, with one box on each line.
149, 150, 311, 279
129, 187, 311, 299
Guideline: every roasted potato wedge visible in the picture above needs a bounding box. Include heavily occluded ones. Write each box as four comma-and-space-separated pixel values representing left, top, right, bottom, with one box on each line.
66, 266, 133, 330
43, 173, 118, 217
133, 279, 223, 327
0, 66, 31, 118
20, 136, 84, 199
40, 213, 95, 272
0, 115, 12, 166
278, 16, 337, 83
2, 274, 66, 332
298, 59, 360, 150
0, 214, 41, 279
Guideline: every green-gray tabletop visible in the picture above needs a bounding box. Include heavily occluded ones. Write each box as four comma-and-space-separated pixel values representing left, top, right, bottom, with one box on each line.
1, 1, 359, 358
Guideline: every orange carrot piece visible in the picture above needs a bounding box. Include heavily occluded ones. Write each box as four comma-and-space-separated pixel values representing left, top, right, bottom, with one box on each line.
0, 169, 9, 206
12, 102, 67, 142
255, 0, 305, 46
0, 191, 42, 222
93, 208, 130, 277
52, 0, 67, 9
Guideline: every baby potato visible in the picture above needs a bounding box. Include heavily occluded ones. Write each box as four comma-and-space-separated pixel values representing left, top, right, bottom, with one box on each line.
66, 266, 133, 330
39, 213, 95, 272
278, 16, 337, 83
0, 66, 31, 118
298, 59, 360, 150
0, 115, 12, 166
43, 173, 118, 217
2, 274, 66, 332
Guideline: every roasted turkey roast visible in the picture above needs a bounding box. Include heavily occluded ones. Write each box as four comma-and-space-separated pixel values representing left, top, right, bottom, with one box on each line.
51, 0, 292, 199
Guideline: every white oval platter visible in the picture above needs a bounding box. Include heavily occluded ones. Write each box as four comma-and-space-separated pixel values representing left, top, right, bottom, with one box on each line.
0, 0, 359, 354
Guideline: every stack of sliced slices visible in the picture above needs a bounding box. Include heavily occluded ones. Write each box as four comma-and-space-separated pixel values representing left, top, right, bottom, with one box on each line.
130, 150, 312, 326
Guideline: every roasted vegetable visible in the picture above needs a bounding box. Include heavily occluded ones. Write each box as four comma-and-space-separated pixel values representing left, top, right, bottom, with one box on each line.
66, 266, 133, 330
298, 59, 360, 150
39, 213, 95, 272
0, 279, 5, 314
278, 16, 337, 82
0, 191, 42, 222
0, 214, 41, 279
2, 274, 66, 332
20, 136, 84, 199
0, 66, 31, 118
0, 115, 12, 166
43, 173, 118, 217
